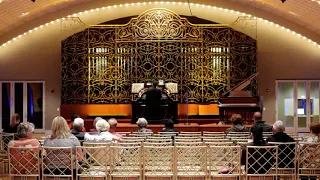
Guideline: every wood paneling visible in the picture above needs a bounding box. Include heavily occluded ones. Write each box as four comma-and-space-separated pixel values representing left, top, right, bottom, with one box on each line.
60, 104, 220, 119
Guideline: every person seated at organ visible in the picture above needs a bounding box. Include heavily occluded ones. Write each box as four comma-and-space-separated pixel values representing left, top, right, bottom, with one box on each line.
84, 119, 120, 142
136, 118, 153, 133
145, 79, 162, 119
71, 118, 86, 141
44, 116, 82, 175
161, 119, 178, 133
89, 117, 102, 132
225, 114, 248, 134
108, 118, 123, 140
68, 113, 86, 132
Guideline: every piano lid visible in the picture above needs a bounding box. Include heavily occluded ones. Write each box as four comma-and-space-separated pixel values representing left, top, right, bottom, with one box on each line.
222, 73, 259, 96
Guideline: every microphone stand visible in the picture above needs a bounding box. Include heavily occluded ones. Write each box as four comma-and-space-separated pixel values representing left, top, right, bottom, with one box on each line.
184, 91, 190, 125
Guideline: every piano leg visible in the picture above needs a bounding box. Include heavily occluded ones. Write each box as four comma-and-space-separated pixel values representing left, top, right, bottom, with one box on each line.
219, 108, 224, 124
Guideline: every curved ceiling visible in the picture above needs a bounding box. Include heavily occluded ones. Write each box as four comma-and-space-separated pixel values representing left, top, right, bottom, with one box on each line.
0, 0, 319, 38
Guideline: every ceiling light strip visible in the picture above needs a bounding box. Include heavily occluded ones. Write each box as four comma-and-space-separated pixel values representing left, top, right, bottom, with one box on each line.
0, 1, 319, 49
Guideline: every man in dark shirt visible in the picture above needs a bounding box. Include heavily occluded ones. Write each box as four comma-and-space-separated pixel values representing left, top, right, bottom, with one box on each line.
250, 112, 273, 134
161, 119, 178, 132
145, 80, 162, 119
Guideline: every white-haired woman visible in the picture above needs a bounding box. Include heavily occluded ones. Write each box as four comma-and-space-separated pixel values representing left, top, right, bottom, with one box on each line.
136, 118, 153, 133
43, 116, 82, 175
8, 123, 40, 175
84, 119, 120, 142
89, 117, 102, 132
8, 122, 39, 147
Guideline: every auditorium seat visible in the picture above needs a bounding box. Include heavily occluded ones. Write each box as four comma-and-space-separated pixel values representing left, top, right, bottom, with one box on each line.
175, 145, 207, 180
143, 146, 174, 180
208, 146, 242, 180
298, 142, 320, 180
42, 147, 74, 179
109, 146, 142, 180
269, 142, 297, 180
8, 146, 41, 180
76, 146, 108, 180
245, 146, 278, 180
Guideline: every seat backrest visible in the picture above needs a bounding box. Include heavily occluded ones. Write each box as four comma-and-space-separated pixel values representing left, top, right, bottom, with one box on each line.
143, 142, 173, 146
203, 138, 229, 142
175, 142, 204, 146
205, 142, 234, 146
175, 138, 202, 143
269, 142, 296, 169
109, 146, 142, 175
8, 146, 41, 176
145, 139, 172, 143
117, 132, 131, 137
1, 133, 15, 151
208, 146, 242, 175
175, 146, 207, 174
42, 146, 74, 177
246, 146, 278, 175
143, 146, 174, 175
298, 142, 320, 175
76, 146, 108, 177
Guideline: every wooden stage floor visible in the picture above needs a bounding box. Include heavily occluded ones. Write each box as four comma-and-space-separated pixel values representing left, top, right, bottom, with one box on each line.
117, 123, 252, 133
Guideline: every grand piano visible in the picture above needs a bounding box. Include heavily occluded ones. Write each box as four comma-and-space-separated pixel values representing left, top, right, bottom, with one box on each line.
218, 73, 262, 124
131, 81, 178, 124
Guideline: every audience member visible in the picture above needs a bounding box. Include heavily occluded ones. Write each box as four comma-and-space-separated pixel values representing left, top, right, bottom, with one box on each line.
89, 117, 102, 132
161, 119, 178, 133
84, 119, 120, 142
44, 116, 82, 175
225, 114, 248, 134
266, 120, 294, 143
136, 118, 153, 133
242, 126, 274, 174
108, 118, 123, 140
266, 120, 295, 168
8, 122, 39, 147
8, 122, 40, 175
303, 122, 320, 143
300, 122, 320, 180
71, 118, 85, 141
250, 112, 272, 134
68, 113, 86, 132
3, 113, 21, 133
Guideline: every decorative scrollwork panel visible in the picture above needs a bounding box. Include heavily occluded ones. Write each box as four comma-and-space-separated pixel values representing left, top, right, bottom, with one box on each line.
61, 8, 257, 104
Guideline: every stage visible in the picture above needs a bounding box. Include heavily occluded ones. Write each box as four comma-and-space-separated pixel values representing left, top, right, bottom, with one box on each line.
116, 123, 252, 133
66, 119, 252, 133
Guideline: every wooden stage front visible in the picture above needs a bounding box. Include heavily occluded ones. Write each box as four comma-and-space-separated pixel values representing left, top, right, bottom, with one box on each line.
116, 123, 252, 133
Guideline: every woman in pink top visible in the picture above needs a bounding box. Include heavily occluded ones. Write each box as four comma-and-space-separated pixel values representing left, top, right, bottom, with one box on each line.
8, 122, 40, 147
8, 123, 40, 175
108, 118, 123, 140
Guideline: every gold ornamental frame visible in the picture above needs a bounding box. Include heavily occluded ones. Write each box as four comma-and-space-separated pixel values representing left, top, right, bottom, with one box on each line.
61, 8, 257, 104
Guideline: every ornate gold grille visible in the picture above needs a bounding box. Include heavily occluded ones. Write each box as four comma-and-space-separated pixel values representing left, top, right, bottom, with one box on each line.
61, 8, 256, 104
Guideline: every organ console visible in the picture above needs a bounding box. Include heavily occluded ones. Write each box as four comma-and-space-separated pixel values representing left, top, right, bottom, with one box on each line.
218, 73, 262, 124
131, 81, 178, 124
